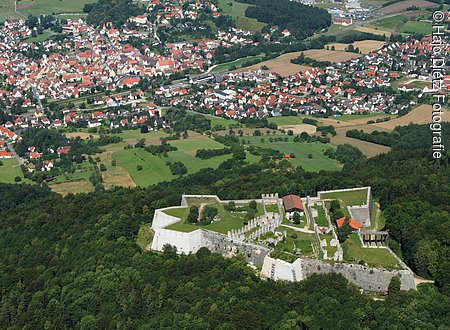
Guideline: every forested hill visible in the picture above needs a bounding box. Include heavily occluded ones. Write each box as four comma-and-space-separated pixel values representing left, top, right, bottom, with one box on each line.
240, 0, 331, 39
0, 124, 449, 328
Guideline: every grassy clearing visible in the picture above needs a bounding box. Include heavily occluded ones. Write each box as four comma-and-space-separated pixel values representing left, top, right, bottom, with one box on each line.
342, 233, 400, 270
400, 21, 433, 35
49, 180, 94, 196
113, 135, 259, 187
136, 224, 154, 251
209, 116, 238, 128
16, 0, 94, 17
165, 201, 264, 234
26, 32, 54, 43
211, 55, 263, 73
268, 116, 306, 126
368, 15, 407, 33
0, 158, 26, 184
97, 143, 136, 189
0, 0, 20, 21
217, 0, 265, 32
241, 135, 343, 172
114, 129, 167, 141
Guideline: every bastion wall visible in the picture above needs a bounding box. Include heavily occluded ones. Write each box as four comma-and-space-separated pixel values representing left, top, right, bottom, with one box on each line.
261, 256, 416, 292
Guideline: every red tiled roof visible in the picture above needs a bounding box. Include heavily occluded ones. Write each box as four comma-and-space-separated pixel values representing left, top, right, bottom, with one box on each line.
282, 194, 304, 212
336, 217, 361, 230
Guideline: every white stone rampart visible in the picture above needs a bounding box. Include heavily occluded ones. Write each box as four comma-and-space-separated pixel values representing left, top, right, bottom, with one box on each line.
151, 228, 204, 254
151, 207, 187, 230
261, 256, 416, 292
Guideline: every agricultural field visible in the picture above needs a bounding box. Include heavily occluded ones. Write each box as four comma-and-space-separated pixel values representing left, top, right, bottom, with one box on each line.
400, 20, 433, 35
372, 104, 450, 130
233, 52, 312, 77
377, 0, 437, 15
342, 233, 400, 270
208, 115, 237, 128
353, 26, 392, 36
210, 55, 264, 73
269, 113, 395, 158
0, 158, 26, 184
15, 0, 93, 17
331, 125, 392, 157
113, 134, 259, 187
0, 0, 20, 21
326, 40, 386, 54
50, 180, 94, 196
47, 162, 96, 195
217, 0, 265, 32
97, 143, 136, 189
302, 49, 362, 63
278, 124, 317, 135
268, 116, 307, 126
165, 200, 264, 234
240, 136, 343, 172
368, 15, 407, 33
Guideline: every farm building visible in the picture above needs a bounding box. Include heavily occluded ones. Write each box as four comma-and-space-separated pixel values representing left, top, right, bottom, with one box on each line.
282, 194, 304, 217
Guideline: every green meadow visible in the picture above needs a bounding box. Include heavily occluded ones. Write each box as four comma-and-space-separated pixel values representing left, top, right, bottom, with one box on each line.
241, 136, 343, 172
217, 0, 265, 32
0, 158, 26, 184
400, 21, 433, 35
211, 55, 264, 73
113, 135, 260, 187
16, 0, 93, 17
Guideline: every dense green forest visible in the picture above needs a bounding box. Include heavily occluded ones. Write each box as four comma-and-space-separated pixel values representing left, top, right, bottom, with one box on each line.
0, 123, 449, 328
85, 0, 145, 27
239, 0, 331, 39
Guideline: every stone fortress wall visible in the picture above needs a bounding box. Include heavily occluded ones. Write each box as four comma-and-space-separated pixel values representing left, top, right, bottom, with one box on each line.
150, 192, 416, 292
151, 196, 270, 266
261, 256, 416, 292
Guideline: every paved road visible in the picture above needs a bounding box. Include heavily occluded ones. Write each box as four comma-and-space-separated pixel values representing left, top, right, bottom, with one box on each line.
31, 86, 44, 111
6, 141, 24, 166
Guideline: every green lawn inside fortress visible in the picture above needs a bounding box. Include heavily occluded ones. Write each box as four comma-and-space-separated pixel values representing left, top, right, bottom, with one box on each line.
165, 198, 264, 234
342, 233, 400, 270
271, 227, 316, 262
